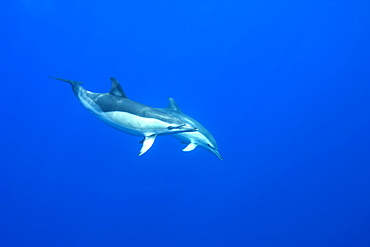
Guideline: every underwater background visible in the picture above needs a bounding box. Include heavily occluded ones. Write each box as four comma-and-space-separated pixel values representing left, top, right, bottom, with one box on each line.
1, 1, 370, 246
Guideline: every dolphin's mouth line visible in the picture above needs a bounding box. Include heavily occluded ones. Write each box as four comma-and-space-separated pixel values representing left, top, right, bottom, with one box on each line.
168, 124, 198, 132
183, 128, 198, 132
207, 144, 223, 160
207, 144, 218, 151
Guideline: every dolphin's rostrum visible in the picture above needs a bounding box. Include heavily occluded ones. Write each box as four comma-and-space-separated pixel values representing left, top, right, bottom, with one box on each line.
50, 76, 197, 156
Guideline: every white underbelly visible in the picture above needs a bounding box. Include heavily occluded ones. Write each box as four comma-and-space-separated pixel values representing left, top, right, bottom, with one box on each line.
171, 131, 204, 144
98, 111, 170, 136
78, 94, 171, 136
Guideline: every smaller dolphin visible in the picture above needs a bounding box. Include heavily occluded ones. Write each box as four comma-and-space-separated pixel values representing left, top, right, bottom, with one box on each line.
50, 77, 196, 156
158, 98, 223, 160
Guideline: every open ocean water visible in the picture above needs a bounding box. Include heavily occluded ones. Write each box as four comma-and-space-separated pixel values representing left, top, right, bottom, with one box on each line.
1, 1, 370, 246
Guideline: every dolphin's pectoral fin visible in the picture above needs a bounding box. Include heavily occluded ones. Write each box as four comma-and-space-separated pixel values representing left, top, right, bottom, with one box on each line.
138, 135, 157, 156
182, 143, 197, 152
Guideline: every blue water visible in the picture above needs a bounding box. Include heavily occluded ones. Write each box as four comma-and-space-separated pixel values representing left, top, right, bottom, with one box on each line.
1, 1, 370, 246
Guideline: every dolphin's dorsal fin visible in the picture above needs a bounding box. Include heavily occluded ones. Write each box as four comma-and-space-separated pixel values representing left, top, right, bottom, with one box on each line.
138, 135, 157, 156
109, 77, 128, 98
167, 98, 182, 112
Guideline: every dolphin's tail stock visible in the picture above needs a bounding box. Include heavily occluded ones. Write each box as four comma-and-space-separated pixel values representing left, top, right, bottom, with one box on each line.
49, 76, 83, 96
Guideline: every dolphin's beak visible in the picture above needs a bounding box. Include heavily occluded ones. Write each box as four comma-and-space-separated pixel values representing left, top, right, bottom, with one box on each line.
211, 149, 223, 160
207, 144, 223, 160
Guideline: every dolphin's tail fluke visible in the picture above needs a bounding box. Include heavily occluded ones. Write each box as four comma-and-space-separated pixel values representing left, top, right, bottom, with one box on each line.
49, 76, 84, 96
49, 76, 83, 87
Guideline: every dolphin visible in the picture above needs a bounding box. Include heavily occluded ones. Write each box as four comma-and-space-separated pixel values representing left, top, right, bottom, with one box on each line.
50, 77, 197, 156
157, 98, 223, 160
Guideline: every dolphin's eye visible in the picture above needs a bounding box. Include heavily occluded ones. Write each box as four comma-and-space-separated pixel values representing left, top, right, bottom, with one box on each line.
168, 126, 175, 130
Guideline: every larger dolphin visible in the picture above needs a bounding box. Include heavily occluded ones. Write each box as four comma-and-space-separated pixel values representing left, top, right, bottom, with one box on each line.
50, 77, 196, 156
158, 98, 223, 160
